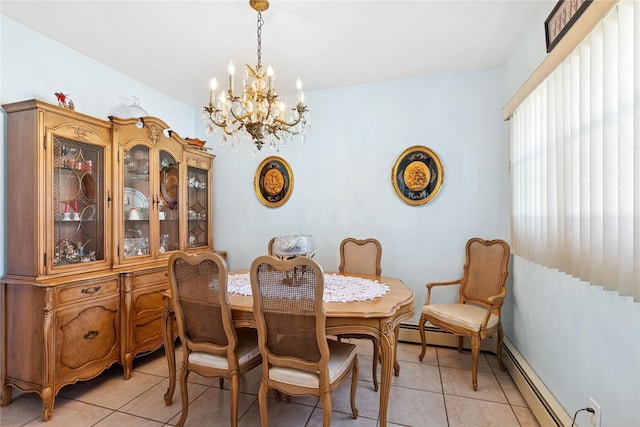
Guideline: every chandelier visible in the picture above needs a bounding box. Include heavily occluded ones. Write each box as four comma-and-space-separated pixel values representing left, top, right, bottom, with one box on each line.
203, 0, 310, 152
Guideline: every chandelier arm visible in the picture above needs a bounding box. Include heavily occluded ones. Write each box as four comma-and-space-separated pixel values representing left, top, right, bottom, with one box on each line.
265, 97, 276, 122
229, 107, 252, 123
204, 106, 235, 136
204, 106, 227, 127
273, 114, 302, 128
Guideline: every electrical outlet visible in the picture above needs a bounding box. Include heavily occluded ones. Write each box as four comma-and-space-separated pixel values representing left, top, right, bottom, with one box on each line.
589, 398, 601, 427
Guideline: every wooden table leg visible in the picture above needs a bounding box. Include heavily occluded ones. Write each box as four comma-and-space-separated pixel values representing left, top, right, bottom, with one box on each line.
394, 324, 401, 376
377, 321, 397, 427
161, 297, 176, 406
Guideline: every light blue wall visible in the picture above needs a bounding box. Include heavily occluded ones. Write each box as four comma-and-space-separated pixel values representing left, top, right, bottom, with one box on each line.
203, 70, 510, 312
501, 3, 640, 426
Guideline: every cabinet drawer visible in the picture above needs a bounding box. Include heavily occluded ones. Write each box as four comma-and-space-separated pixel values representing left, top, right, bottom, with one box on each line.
133, 314, 164, 352
133, 287, 167, 317
57, 277, 119, 306
55, 297, 120, 380
131, 269, 168, 289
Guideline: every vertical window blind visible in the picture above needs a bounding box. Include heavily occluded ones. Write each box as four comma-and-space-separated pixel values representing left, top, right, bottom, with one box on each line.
510, 0, 639, 302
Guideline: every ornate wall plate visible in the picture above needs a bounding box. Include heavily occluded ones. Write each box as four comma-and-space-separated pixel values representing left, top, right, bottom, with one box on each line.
254, 156, 294, 208
391, 145, 444, 205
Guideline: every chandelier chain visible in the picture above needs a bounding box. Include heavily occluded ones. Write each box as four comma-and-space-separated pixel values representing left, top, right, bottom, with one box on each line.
256, 12, 263, 70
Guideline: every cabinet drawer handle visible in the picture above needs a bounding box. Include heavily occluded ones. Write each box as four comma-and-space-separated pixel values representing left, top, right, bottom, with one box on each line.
84, 330, 99, 340
81, 286, 101, 294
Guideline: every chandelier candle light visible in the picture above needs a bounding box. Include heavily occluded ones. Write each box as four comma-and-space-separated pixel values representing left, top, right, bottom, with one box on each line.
203, 0, 310, 152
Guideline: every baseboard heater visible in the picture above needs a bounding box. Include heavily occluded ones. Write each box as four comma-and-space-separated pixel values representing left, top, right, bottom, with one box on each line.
397, 323, 571, 427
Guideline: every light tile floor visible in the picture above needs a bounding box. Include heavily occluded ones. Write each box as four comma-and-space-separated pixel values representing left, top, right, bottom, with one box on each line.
0, 339, 541, 426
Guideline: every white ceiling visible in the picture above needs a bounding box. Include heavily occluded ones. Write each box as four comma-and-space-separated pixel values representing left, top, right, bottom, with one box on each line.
2, 0, 549, 107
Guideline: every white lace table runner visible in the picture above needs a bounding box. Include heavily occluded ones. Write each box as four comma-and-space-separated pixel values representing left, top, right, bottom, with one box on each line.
227, 273, 390, 302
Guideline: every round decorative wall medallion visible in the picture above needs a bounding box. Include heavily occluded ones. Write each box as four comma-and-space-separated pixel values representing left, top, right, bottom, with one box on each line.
254, 156, 294, 208
391, 145, 444, 205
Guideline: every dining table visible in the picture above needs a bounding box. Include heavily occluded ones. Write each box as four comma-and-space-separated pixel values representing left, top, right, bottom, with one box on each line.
161, 271, 415, 427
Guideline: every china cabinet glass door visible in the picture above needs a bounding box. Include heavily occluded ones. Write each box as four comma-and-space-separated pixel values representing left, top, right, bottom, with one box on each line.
53, 136, 105, 266
159, 150, 180, 253
187, 166, 208, 248
123, 145, 150, 258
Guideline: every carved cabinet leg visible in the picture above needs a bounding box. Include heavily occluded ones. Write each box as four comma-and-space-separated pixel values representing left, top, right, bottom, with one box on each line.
1, 384, 12, 406
41, 386, 54, 421
123, 353, 133, 380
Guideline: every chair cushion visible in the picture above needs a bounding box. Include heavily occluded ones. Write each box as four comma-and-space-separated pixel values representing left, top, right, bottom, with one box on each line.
269, 339, 357, 388
422, 303, 499, 332
188, 328, 260, 369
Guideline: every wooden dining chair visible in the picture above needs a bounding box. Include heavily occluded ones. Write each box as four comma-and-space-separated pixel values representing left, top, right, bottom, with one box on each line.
250, 255, 359, 427
339, 237, 382, 277
168, 252, 262, 427
418, 238, 510, 391
338, 237, 383, 391
267, 237, 275, 255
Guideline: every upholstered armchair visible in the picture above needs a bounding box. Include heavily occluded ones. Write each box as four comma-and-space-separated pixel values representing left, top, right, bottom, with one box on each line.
418, 238, 510, 391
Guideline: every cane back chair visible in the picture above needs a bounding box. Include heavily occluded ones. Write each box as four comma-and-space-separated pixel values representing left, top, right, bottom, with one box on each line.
337, 237, 383, 390
418, 238, 510, 391
168, 252, 261, 427
250, 255, 359, 427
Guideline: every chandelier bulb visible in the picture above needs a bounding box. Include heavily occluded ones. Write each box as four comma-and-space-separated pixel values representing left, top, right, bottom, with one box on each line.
209, 78, 218, 105
296, 77, 303, 103
220, 93, 227, 118
228, 61, 235, 93
267, 65, 274, 92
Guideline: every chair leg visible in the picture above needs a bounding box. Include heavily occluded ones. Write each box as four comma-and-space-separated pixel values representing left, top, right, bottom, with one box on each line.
229, 373, 239, 427
458, 336, 464, 353
321, 391, 332, 427
176, 366, 190, 427
371, 339, 379, 392
258, 379, 269, 427
497, 323, 505, 372
219, 377, 225, 389
470, 335, 480, 391
350, 356, 359, 419
418, 314, 428, 361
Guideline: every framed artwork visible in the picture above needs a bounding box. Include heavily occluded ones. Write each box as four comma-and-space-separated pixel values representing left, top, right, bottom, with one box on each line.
391, 145, 444, 206
254, 156, 294, 208
545, 0, 592, 53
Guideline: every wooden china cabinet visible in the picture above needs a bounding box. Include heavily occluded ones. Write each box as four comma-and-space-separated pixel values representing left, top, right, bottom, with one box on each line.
110, 115, 215, 378
0, 100, 218, 421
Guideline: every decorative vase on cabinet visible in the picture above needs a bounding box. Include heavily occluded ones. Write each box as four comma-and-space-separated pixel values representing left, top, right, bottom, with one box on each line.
0, 100, 119, 421
110, 115, 216, 378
